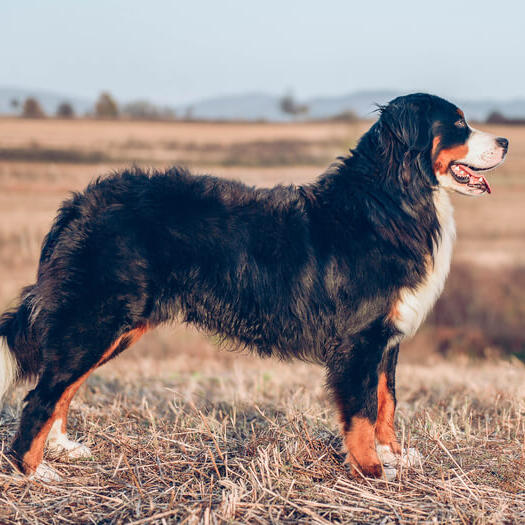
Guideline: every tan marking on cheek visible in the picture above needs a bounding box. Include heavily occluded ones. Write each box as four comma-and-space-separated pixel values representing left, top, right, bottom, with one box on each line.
375, 373, 401, 454
433, 144, 469, 174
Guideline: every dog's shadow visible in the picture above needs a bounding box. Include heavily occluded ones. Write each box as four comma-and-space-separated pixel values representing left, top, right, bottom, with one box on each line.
88, 374, 344, 456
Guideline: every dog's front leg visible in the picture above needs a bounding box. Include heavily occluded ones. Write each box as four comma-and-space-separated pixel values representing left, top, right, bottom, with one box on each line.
326, 329, 390, 479
375, 343, 401, 455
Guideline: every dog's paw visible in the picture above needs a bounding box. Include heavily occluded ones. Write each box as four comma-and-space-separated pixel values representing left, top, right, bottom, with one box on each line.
64, 442, 92, 459
376, 444, 422, 470
30, 462, 62, 482
376, 444, 398, 465
48, 439, 92, 459
382, 464, 397, 481
47, 419, 92, 460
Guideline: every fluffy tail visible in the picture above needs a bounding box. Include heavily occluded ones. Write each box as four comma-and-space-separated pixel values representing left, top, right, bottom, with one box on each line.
0, 336, 19, 403
0, 290, 41, 404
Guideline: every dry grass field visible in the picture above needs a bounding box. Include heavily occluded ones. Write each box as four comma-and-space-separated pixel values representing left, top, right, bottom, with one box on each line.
0, 117, 524, 524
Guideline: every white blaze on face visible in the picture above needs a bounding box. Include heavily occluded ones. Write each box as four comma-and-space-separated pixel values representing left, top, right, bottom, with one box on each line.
456, 127, 506, 169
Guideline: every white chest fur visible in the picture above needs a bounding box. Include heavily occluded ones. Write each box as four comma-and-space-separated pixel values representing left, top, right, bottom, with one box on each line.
393, 188, 456, 339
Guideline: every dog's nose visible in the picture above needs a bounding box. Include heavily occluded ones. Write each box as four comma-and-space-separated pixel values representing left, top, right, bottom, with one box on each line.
496, 137, 509, 151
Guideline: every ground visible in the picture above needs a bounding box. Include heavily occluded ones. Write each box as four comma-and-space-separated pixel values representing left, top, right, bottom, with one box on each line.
0, 117, 524, 524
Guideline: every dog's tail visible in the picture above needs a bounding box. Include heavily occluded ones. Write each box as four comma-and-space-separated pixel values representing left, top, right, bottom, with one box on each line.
0, 287, 41, 404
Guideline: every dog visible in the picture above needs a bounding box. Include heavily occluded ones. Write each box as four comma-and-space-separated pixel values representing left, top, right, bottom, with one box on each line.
0, 93, 508, 482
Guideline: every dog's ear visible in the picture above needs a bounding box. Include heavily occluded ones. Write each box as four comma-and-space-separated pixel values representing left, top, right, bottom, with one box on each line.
378, 97, 434, 187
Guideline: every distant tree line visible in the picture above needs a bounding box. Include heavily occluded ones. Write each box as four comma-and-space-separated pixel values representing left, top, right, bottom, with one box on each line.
7, 91, 415, 123
485, 111, 525, 125
279, 93, 360, 122
279, 92, 309, 118
8, 90, 361, 122
8, 91, 179, 121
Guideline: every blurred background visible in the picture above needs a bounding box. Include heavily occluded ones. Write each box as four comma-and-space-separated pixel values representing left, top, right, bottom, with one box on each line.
1, 0, 524, 363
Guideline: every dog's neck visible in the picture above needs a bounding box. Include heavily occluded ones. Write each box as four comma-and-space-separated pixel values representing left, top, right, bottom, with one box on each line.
308, 124, 442, 261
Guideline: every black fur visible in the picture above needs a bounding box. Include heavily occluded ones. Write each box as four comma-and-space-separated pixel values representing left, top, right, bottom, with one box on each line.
0, 93, 474, 476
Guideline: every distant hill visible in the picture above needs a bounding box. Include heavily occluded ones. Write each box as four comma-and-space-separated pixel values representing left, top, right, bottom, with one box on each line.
173, 90, 402, 121
176, 91, 525, 122
2, 86, 525, 122
457, 98, 525, 122
176, 92, 284, 121
306, 90, 400, 119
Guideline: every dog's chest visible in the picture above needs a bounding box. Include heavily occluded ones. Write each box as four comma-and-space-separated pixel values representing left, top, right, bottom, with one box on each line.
392, 188, 456, 339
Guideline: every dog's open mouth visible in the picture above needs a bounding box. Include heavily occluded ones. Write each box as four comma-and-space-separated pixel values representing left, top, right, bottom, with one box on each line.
449, 163, 493, 194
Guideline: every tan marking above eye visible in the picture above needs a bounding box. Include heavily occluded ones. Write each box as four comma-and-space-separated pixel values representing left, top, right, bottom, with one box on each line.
456, 108, 465, 118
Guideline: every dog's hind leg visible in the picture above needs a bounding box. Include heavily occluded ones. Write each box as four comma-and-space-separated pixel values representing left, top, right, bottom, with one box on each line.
45, 380, 94, 460
10, 368, 93, 480
10, 325, 148, 480
326, 326, 390, 480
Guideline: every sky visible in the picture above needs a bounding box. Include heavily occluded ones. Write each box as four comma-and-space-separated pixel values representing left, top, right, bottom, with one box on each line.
1, 0, 524, 105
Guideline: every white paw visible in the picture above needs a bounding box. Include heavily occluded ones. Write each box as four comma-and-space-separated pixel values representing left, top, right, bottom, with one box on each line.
376, 444, 398, 465
382, 465, 397, 481
64, 442, 92, 459
376, 444, 422, 470
48, 440, 92, 459
30, 462, 62, 482
47, 420, 92, 459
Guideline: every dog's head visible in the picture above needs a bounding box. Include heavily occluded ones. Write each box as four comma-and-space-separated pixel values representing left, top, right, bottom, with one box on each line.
377, 93, 508, 195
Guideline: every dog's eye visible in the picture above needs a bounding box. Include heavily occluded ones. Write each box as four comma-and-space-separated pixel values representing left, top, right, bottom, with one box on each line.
455, 119, 467, 128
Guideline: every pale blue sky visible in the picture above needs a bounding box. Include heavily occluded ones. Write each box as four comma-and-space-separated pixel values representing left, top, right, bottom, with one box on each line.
1, 0, 523, 104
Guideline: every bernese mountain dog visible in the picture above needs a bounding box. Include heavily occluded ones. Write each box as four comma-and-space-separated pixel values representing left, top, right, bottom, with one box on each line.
0, 93, 508, 482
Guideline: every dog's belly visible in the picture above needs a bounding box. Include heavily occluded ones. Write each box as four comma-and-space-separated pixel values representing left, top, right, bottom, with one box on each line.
392, 188, 456, 339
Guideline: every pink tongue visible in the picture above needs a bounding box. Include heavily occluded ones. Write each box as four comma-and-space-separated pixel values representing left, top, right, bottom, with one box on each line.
460, 165, 492, 194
